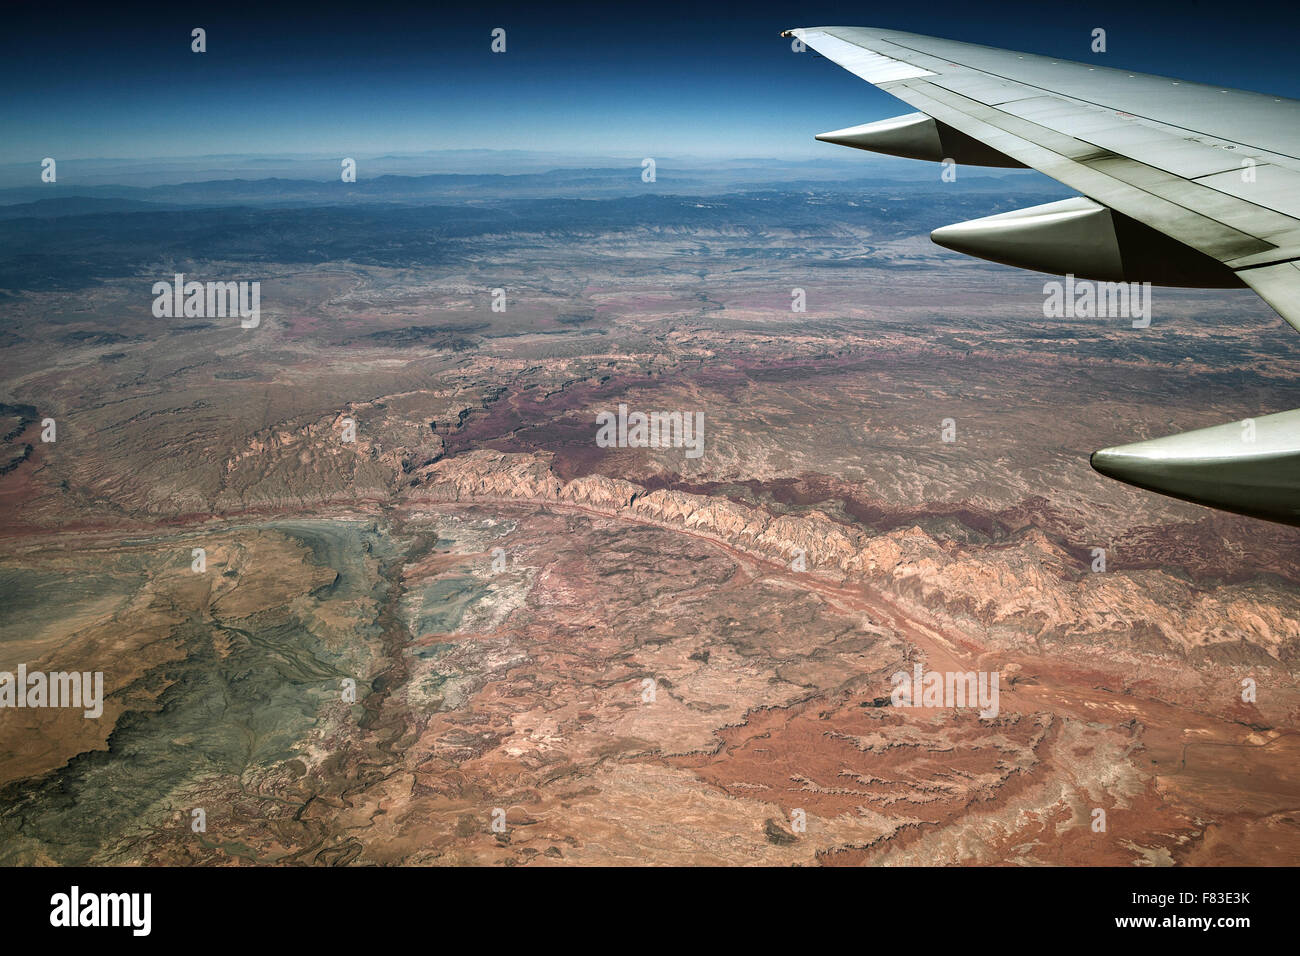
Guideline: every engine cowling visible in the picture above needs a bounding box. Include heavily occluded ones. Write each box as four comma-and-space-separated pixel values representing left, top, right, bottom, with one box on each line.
1092, 408, 1300, 525
816, 112, 1026, 168
930, 197, 1245, 288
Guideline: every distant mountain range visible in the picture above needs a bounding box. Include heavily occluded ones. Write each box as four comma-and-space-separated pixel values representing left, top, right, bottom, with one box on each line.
0, 165, 1057, 213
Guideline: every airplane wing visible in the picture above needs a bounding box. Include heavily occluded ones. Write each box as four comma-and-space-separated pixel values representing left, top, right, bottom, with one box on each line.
786, 26, 1300, 328
786, 26, 1300, 525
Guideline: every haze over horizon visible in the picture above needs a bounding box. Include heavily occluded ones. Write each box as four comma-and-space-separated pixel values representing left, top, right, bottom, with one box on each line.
4, 0, 1299, 166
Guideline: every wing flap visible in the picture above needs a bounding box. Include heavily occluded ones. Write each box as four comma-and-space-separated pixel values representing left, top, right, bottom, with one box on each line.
1195, 165, 1300, 221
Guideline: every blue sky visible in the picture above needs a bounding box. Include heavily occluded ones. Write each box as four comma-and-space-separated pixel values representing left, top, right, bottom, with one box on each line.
3, 0, 1298, 166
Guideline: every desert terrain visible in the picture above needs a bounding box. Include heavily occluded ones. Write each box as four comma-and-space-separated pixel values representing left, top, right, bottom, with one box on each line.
1, 168, 1297, 865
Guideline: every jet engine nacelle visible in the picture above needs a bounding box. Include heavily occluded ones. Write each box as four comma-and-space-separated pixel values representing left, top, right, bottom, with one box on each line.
816, 112, 1026, 168
1092, 408, 1300, 526
930, 197, 1245, 288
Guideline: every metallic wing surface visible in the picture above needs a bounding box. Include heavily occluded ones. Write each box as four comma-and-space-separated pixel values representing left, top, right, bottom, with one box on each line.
786, 26, 1300, 525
